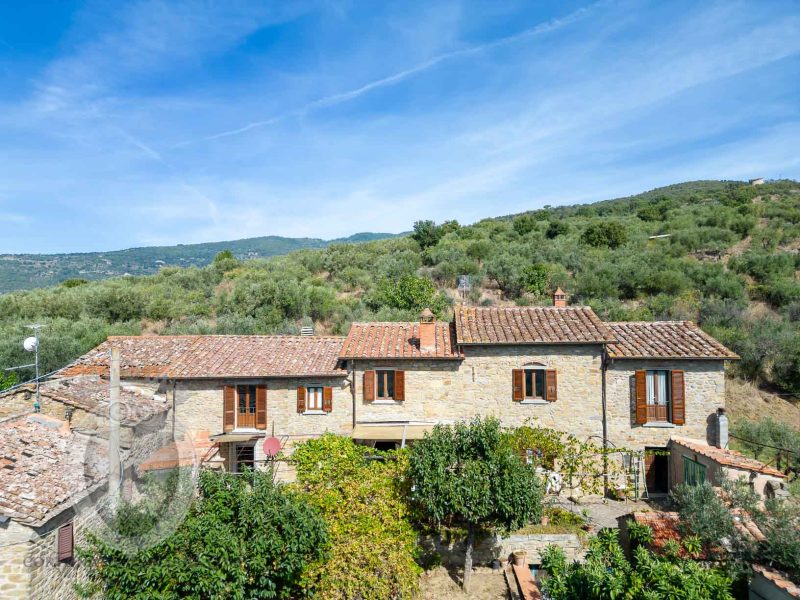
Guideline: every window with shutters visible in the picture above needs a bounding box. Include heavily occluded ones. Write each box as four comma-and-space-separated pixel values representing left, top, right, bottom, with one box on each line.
376, 370, 395, 400
645, 370, 671, 422
683, 455, 706, 486
57, 522, 74, 563
524, 369, 546, 399
306, 386, 323, 411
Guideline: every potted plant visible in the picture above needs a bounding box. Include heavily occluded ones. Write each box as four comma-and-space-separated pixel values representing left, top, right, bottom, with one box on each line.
511, 550, 527, 566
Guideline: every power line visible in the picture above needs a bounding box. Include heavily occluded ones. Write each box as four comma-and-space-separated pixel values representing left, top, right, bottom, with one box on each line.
728, 433, 799, 456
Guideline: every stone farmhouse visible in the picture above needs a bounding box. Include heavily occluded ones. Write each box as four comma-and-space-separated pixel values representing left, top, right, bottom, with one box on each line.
52, 291, 739, 495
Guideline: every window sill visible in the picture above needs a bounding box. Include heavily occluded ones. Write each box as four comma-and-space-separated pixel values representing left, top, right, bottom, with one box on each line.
303, 410, 327, 416
642, 422, 677, 428
520, 399, 549, 405
371, 399, 402, 405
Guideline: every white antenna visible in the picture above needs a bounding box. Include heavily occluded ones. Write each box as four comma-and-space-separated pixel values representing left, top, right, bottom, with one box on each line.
26, 324, 43, 411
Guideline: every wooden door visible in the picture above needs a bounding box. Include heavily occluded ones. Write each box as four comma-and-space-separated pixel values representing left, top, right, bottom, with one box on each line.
237, 385, 256, 429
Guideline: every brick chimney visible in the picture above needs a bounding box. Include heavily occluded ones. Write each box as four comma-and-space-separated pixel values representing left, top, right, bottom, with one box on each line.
553, 287, 568, 308
419, 308, 436, 352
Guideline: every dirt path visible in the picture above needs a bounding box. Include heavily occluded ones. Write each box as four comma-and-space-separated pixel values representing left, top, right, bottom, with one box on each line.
419, 566, 509, 600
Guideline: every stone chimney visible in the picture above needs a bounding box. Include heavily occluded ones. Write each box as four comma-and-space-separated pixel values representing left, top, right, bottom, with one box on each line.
715, 407, 729, 449
419, 308, 436, 353
553, 287, 568, 308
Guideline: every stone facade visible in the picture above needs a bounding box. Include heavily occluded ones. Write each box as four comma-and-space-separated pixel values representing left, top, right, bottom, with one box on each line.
605, 359, 726, 450
352, 344, 604, 440
425, 531, 585, 567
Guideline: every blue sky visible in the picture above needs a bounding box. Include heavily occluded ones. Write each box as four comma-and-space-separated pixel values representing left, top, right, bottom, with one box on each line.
0, 0, 798, 253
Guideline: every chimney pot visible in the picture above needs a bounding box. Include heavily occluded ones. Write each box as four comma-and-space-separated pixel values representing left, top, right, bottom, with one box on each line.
553, 287, 568, 308
419, 309, 436, 352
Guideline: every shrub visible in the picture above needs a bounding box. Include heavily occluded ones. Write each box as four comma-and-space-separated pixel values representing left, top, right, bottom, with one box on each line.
292, 435, 421, 599
581, 220, 628, 249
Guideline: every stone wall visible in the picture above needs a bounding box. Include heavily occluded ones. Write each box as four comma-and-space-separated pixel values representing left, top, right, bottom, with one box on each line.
605, 359, 726, 451
353, 344, 605, 440
0, 520, 32, 599
424, 531, 585, 567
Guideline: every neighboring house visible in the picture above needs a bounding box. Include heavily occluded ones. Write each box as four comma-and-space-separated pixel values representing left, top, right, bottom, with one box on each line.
0, 414, 107, 600
750, 177, 766, 186
43, 291, 739, 493
751, 565, 800, 600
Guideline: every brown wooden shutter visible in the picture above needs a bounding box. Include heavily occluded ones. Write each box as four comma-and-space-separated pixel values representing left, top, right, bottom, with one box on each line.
544, 370, 557, 401
323, 386, 333, 412
363, 370, 375, 402
394, 371, 405, 401
671, 370, 685, 425
57, 522, 73, 562
256, 386, 267, 429
512, 369, 524, 401
634, 370, 647, 424
223, 386, 235, 432
296, 386, 306, 413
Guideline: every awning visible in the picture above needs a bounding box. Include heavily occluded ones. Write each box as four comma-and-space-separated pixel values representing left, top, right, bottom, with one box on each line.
352, 423, 437, 442
209, 433, 261, 443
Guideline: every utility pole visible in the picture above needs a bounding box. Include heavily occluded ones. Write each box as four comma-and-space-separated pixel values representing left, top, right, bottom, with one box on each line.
109, 347, 121, 510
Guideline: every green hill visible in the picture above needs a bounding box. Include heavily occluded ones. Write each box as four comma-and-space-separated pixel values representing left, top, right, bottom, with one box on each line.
0, 232, 400, 293
2, 179, 800, 408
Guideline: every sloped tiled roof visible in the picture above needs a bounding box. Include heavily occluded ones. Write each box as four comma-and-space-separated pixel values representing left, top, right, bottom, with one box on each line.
454, 305, 615, 345
0, 376, 169, 425
58, 335, 347, 379
606, 321, 739, 360
671, 436, 785, 478
0, 415, 107, 526
340, 322, 462, 359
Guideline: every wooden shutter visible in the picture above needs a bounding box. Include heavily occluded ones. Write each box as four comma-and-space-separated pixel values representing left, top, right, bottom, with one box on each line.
296, 387, 306, 413
256, 386, 267, 429
544, 370, 557, 401
634, 371, 647, 424
512, 369, 524, 401
363, 370, 375, 402
394, 371, 405, 401
223, 386, 235, 432
57, 522, 73, 562
323, 386, 333, 412
671, 370, 685, 425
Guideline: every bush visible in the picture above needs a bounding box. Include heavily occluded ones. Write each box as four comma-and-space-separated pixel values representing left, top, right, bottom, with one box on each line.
292, 435, 421, 599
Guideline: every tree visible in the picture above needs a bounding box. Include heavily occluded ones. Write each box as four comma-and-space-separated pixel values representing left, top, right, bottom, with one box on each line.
411, 220, 442, 249
546, 220, 569, 239
291, 434, 421, 599
520, 263, 550, 296
581, 220, 628, 249
407, 417, 542, 592
79, 469, 327, 599
541, 529, 734, 600
367, 274, 448, 316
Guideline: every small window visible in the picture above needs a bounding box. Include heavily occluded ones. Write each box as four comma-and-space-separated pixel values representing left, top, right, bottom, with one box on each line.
237, 385, 256, 413
57, 522, 74, 563
683, 455, 706, 486
524, 369, 545, 399
376, 370, 395, 399
645, 370, 671, 422
235, 444, 255, 473
306, 387, 323, 411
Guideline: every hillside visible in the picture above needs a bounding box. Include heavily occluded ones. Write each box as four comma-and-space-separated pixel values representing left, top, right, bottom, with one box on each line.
1, 178, 800, 427
0, 232, 398, 293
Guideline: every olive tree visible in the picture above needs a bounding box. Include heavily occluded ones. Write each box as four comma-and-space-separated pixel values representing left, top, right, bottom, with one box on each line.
408, 417, 542, 592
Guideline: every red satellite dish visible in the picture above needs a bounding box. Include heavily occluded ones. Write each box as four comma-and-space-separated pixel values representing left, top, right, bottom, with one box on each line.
263, 437, 281, 457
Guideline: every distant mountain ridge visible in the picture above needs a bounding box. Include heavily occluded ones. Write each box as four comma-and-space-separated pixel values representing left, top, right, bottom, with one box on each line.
0, 232, 401, 293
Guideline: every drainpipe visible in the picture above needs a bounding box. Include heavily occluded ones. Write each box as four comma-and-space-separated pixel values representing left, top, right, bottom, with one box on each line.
172, 380, 177, 442
350, 360, 357, 429
601, 345, 609, 498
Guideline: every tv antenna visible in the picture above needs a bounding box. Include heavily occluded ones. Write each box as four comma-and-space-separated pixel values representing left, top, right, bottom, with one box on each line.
3, 324, 43, 411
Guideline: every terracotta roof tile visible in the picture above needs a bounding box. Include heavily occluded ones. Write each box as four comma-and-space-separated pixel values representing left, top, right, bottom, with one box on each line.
630, 512, 687, 553
753, 565, 800, 598
0, 415, 107, 526
340, 322, 462, 359
454, 305, 615, 345
671, 437, 785, 478
607, 321, 738, 360
58, 335, 347, 379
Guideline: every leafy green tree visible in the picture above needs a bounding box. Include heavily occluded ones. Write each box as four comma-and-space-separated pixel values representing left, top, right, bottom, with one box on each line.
79, 469, 327, 600
520, 263, 550, 296
581, 220, 628, 249
367, 274, 448, 316
513, 214, 538, 236
546, 220, 569, 239
407, 417, 542, 592
541, 529, 734, 600
411, 220, 442, 249
291, 434, 421, 599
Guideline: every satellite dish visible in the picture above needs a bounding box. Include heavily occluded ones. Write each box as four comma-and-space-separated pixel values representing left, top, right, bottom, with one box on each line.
23, 337, 38, 352
263, 437, 281, 458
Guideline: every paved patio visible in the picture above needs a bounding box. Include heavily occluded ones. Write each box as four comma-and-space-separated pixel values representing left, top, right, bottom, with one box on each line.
548, 496, 657, 531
